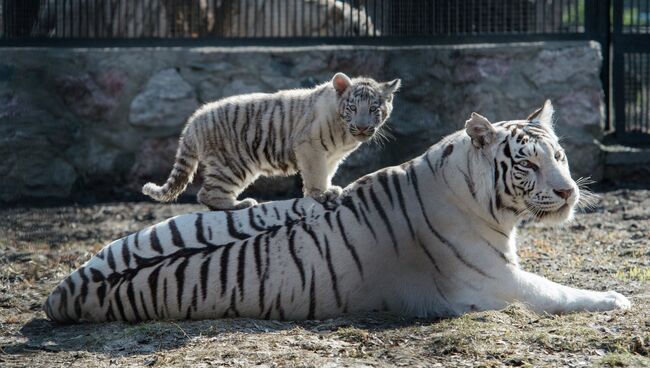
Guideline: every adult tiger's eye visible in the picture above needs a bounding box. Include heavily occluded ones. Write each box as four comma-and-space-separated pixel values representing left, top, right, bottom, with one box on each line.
555, 150, 564, 161
369, 106, 377, 112
519, 160, 538, 171
349, 105, 357, 112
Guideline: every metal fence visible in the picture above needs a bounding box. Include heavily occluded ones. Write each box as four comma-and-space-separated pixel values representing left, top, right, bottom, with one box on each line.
1, 0, 649, 143
612, 0, 650, 142
1, 0, 591, 41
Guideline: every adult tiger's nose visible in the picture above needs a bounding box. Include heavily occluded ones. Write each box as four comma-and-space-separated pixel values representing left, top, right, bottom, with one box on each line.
553, 188, 574, 200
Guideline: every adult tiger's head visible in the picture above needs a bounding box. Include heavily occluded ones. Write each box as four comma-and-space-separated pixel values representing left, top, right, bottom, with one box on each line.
332, 72, 401, 143
466, 100, 582, 224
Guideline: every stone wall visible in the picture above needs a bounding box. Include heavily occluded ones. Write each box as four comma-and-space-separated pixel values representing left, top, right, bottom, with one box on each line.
0, 42, 605, 203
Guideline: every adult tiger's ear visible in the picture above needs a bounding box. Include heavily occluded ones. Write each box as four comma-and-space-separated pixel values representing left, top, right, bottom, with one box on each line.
381, 78, 401, 102
527, 99, 555, 129
465, 112, 497, 148
332, 72, 352, 96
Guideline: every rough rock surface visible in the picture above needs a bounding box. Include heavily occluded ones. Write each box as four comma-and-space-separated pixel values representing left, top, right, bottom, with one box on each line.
129, 68, 198, 129
0, 42, 605, 202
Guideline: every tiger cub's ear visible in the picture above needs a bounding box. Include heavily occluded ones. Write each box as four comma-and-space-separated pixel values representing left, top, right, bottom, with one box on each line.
332, 72, 352, 96
381, 79, 401, 102
465, 112, 497, 148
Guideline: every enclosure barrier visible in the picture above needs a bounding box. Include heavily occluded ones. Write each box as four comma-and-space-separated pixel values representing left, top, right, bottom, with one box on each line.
1, 0, 648, 143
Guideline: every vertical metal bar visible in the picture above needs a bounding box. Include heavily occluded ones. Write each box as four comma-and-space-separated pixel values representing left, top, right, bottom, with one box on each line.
503, 0, 508, 33
275, 0, 279, 37
116, 0, 124, 37
638, 53, 642, 132
95, 0, 100, 38
381, 0, 385, 36
61, 0, 65, 37
564, 0, 569, 33
161, 0, 165, 38
271, 0, 275, 37
67, 0, 71, 37
364, 0, 367, 36
356, 0, 360, 36
637, 53, 641, 132
535, 1, 548, 33
613, 0, 626, 135
625, 54, 630, 132
636, 0, 640, 33
259, 0, 263, 37
318, 0, 322, 37
630, 53, 635, 131
591, 0, 612, 130
634, 53, 639, 131
349, 0, 352, 36
575, 0, 579, 32
77, 0, 81, 37
550, 0, 555, 33
142, 0, 146, 37
130, 0, 134, 37
296, 2, 306, 37
188, 0, 191, 37
640, 53, 650, 133
486, 0, 491, 33
48, 0, 53, 37
643, 51, 650, 134
309, 0, 312, 37
5, 0, 10, 38
373, 0, 377, 36
85, 0, 89, 37
245, 0, 249, 37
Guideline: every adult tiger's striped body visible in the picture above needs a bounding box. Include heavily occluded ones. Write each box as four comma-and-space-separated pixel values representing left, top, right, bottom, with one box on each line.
46, 101, 630, 323
142, 72, 401, 210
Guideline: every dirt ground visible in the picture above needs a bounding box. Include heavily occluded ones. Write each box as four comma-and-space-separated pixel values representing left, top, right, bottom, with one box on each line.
0, 189, 648, 367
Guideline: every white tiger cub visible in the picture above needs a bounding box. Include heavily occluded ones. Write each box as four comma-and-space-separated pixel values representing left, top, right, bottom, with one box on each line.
45, 101, 630, 323
142, 73, 401, 210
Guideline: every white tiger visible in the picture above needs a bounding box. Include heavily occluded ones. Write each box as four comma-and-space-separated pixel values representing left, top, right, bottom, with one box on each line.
44, 101, 630, 323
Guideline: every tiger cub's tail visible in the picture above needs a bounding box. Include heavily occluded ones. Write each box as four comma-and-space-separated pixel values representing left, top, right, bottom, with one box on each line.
142, 134, 199, 202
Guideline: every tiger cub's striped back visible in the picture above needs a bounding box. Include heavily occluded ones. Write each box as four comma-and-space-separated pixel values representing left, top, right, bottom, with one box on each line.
142, 72, 401, 211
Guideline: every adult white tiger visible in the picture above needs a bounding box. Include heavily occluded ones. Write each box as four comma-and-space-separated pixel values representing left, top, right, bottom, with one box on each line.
44, 101, 630, 323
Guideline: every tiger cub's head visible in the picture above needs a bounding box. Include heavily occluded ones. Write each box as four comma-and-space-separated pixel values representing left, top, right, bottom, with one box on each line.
332, 72, 401, 142
466, 100, 582, 224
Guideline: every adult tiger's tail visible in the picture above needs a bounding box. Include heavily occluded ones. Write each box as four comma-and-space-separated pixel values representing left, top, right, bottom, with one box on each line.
142, 133, 199, 202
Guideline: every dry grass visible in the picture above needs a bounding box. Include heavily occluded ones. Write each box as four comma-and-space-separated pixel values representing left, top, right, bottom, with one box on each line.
0, 190, 649, 367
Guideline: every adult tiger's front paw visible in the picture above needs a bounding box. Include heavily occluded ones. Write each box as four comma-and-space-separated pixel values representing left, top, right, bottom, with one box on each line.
306, 186, 343, 203
600, 291, 632, 311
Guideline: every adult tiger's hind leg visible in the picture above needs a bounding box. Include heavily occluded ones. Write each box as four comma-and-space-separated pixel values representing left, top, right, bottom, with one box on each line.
198, 157, 260, 211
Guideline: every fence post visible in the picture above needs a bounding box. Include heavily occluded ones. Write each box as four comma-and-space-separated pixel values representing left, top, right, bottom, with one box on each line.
593, 0, 612, 131
611, 0, 625, 138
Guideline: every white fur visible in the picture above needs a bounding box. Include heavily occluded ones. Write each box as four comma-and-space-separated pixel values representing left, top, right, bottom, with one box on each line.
45, 102, 630, 323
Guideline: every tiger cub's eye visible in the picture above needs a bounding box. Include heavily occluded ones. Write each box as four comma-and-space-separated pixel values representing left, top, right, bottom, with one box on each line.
349, 105, 357, 112
554, 150, 565, 161
369, 106, 377, 112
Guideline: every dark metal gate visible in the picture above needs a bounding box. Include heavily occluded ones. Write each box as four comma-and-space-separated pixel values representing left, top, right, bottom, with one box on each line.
612, 0, 650, 143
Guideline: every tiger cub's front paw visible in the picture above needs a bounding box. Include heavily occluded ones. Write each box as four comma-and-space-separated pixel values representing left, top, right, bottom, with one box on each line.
306, 186, 343, 203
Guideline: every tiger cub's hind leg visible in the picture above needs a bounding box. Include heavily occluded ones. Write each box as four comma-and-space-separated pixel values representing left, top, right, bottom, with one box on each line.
198, 158, 259, 211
